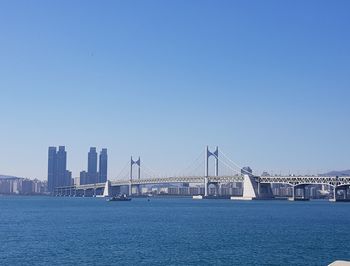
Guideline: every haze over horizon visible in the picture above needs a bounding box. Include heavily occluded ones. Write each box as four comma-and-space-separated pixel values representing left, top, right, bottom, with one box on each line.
1, 0, 350, 180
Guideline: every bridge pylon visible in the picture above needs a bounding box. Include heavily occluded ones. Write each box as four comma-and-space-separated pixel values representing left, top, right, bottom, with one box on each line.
129, 156, 141, 195
204, 146, 219, 197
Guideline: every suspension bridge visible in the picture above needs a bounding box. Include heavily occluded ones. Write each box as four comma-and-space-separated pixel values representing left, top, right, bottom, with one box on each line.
54, 146, 350, 202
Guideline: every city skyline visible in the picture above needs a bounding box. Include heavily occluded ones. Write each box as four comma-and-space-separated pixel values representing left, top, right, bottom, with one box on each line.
1, 1, 350, 179
40, 144, 350, 183
1, 143, 349, 181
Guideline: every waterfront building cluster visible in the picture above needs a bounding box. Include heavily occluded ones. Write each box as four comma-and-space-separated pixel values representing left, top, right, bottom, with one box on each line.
0, 176, 47, 195
271, 184, 321, 198
129, 183, 327, 198
47, 146, 108, 192
78, 147, 108, 185
136, 182, 244, 196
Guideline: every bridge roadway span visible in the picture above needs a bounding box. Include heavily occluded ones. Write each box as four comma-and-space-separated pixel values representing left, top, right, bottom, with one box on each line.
259, 176, 350, 187
57, 176, 244, 191
55, 175, 350, 193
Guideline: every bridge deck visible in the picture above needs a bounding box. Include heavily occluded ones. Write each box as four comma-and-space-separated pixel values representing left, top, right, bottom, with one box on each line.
259, 176, 350, 186
54, 175, 350, 192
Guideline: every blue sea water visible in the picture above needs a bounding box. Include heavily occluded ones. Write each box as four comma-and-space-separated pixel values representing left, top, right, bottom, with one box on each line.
0, 196, 349, 266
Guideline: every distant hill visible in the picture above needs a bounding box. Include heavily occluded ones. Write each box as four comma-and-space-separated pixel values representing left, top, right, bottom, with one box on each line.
321, 170, 350, 176
0, 175, 23, 179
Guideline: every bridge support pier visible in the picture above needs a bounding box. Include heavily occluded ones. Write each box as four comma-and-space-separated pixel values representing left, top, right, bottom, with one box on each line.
344, 187, 348, 200
128, 182, 132, 196
214, 183, 220, 196
231, 175, 273, 200
289, 185, 309, 201
204, 177, 208, 197
137, 185, 141, 196
258, 182, 274, 199
332, 185, 350, 202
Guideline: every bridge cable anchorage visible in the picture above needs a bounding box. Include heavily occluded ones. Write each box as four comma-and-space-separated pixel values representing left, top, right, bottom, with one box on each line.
175, 150, 205, 177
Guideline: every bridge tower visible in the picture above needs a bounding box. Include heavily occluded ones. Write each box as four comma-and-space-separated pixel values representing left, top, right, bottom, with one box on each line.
204, 146, 219, 197
129, 156, 141, 195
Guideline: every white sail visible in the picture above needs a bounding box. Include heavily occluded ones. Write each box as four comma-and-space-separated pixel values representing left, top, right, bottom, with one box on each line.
102, 181, 111, 197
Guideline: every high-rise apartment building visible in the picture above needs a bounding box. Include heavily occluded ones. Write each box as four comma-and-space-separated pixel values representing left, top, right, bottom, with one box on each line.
88, 147, 98, 184
57, 146, 68, 186
99, 148, 108, 183
79, 171, 88, 185
88, 147, 97, 174
48, 146, 57, 192
47, 146, 70, 192
79, 147, 108, 185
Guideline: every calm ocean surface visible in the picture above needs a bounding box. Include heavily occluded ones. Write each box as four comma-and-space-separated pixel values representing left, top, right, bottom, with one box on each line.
0, 196, 349, 266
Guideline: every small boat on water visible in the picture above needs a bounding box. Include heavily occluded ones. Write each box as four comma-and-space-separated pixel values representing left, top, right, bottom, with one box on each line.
107, 194, 131, 202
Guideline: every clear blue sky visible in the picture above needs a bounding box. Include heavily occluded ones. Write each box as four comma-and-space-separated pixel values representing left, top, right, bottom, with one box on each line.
1, 0, 349, 180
